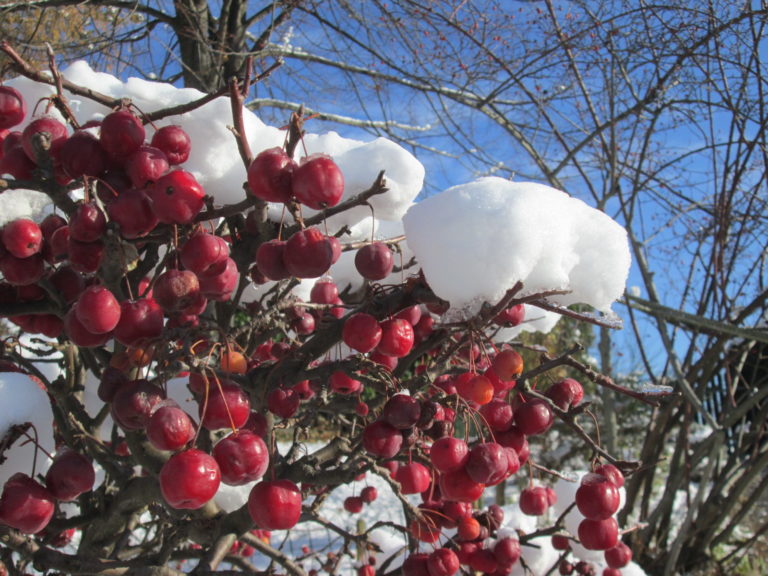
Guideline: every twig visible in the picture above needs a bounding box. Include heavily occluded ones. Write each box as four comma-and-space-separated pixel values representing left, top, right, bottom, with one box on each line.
342, 235, 406, 251
229, 62, 254, 167
0, 423, 32, 465
239, 532, 307, 576
553, 352, 672, 406
528, 298, 624, 329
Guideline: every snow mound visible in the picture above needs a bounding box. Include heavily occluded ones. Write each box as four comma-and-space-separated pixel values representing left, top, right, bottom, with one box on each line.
402, 178, 630, 314
6, 62, 423, 232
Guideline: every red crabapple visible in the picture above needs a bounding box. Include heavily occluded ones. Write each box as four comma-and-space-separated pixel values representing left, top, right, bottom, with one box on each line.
493, 303, 525, 326
69, 202, 107, 243
0, 86, 26, 129
465, 442, 509, 485
107, 188, 159, 238
377, 318, 414, 357
360, 486, 378, 503
578, 517, 619, 550
199, 381, 251, 430
213, 430, 270, 485
247, 147, 296, 203
0, 473, 55, 534
181, 232, 229, 274
255, 239, 291, 280
343, 496, 364, 513
114, 298, 164, 347
22, 115, 67, 162
100, 109, 145, 158
146, 404, 196, 451
355, 242, 394, 280
439, 467, 485, 503
248, 479, 302, 530
125, 145, 169, 188
594, 463, 625, 488
58, 131, 107, 178
267, 387, 301, 419
197, 257, 238, 301
427, 548, 460, 576
546, 378, 584, 411
64, 306, 113, 348
382, 394, 421, 429
491, 348, 524, 381
394, 462, 431, 494
291, 154, 344, 209
605, 541, 632, 568
111, 379, 166, 430
75, 285, 121, 334
519, 486, 550, 516
149, 169, 206, 225
430, 437, 469, 472
515, 398, 554, 435
329, 370, 362, 394
44, 449, 96, 501
153, 269, 201, 312
283, 227, 335, 278
362, 420, 403, 458
151, 125, 191, 165
2, 218, 42, 258
159, 449, 221, 510
575, 473, 620, 520
342, 313, 382, 353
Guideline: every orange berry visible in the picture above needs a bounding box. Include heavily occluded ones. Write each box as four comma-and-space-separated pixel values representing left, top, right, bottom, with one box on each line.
457, 516, 481, 541
109, 350, 131, 371
457, 373, 494, 405
220, 349, 247, 374
492, 349, 524, 380
127, 345, 154, 367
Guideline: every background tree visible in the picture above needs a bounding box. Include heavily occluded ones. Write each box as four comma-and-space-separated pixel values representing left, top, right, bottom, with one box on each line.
0, 3, 140, 77
1, 0, 767, 573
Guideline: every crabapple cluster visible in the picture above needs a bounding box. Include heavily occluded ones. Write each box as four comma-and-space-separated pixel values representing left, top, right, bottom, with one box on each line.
0, 72, 635, 576
0, 448, 95, 535
548, 464, 632, 576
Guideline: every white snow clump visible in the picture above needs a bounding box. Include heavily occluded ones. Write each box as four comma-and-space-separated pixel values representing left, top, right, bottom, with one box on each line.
402, 177, 631, 315
4, 61, 424, 233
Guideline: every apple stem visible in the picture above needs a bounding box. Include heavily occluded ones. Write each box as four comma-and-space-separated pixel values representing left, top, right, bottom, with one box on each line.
20, 425, 54, 476
585, 408, 602, 451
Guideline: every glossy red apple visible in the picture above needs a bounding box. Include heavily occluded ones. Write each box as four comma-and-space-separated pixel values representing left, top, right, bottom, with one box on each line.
0, 86, 26, 129
247, 479, 302, 530
159, 449, 221, 509
291, 154, 344, 209
199, 381, 251, 430
151, 125, 191, 165
354, 242, 394, 281
75, 285, 121, 334
45, 449, 96, 501
146, 404, 196, 451
0, 473, 55, 534
2, 218, 42, 258
376, 318, 414, 358
149, 169, 205, 225
213, 430, 270, 485
247, 147, 296, 203
100, 109, 145, 158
